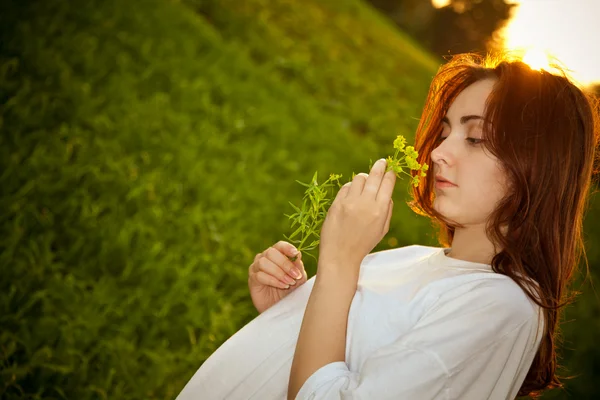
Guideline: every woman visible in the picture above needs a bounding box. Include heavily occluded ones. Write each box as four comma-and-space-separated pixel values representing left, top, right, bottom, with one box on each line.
177, 53, 599, 399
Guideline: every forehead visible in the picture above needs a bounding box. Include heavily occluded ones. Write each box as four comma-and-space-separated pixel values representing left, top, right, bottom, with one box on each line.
446, 78, 497, 117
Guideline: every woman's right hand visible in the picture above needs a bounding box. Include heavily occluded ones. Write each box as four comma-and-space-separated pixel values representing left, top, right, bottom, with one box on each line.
248, 241, 308, 314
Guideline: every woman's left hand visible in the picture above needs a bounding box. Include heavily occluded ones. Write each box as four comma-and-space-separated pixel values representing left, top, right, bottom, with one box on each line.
318, 158, 396, 276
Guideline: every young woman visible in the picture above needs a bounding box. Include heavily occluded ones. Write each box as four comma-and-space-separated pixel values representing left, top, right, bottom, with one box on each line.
177, 53, 599, 399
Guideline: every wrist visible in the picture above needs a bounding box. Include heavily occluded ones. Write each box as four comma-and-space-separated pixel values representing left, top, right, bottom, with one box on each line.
316, 258, 361, 287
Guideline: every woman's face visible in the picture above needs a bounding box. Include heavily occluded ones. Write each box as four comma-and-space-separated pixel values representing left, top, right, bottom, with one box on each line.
430, 78, 509, 227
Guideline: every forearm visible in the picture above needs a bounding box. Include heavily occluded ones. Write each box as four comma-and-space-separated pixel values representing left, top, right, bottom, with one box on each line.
287, 263, 359, 399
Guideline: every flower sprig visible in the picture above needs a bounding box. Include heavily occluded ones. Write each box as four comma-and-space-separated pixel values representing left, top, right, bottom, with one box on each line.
384, 135, 429, 187
283, 135, 428, 262
282, 172, 343, 262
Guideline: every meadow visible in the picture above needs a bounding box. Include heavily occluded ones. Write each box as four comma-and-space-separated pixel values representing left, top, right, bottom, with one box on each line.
1, 0, 598, 398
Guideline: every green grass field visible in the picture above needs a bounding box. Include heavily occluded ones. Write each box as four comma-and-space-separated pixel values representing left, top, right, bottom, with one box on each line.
1, 0, 598, 398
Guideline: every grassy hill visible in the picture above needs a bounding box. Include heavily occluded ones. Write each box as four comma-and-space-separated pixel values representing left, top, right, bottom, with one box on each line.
0, 0, 439, 398
0, 0, 597, 399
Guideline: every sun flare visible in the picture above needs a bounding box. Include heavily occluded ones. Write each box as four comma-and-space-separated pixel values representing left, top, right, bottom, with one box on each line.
498, 0, 600, 86
522, 48, 550, 72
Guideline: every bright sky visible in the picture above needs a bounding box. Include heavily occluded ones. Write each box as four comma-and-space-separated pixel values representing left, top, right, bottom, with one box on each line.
501, 0, 600, 86
432, 0, 600, 87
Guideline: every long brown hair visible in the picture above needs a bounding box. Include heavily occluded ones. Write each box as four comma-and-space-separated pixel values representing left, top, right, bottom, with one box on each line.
408, 52, 600, 398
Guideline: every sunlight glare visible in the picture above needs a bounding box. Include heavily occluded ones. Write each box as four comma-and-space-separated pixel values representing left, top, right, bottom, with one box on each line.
431, 0, 451, 9
499, 0, 600, 86
522, 48, 550, 71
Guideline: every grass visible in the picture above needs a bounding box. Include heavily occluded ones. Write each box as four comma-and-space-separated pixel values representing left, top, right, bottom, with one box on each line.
0, 0, 440, 398
1, 0, 598, 399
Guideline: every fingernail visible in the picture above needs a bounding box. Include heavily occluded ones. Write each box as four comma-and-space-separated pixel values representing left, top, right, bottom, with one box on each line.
284, 275, 296, 285
290, 267, 302, 279
379, 158, 387, 165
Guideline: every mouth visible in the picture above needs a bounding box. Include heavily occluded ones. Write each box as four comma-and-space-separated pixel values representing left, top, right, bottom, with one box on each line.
435, 175, 457, 186
435, 181, 456, 188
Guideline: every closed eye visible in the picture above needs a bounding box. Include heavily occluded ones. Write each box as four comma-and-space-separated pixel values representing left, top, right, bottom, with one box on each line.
466, 138, 483, 145
436, 136, 484, 145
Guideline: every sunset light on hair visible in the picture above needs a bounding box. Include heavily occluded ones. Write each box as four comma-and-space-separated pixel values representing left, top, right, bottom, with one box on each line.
522, 48, 551, 72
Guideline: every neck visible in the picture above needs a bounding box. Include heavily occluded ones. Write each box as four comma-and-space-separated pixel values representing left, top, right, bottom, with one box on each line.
447, 224, 500, 265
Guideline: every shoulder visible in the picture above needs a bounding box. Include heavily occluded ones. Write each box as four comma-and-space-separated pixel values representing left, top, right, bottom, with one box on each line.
364, 244, 440, 266
403, 274, 542, 366
425, 273, 539, 329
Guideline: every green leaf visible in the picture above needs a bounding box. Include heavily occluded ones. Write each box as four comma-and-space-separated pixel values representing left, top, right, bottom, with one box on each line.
283, 234, 299, 245
311, 170, 318, 185
288, 201, 301, 213
283, 212, 298, 220
304, 252, 318, 262
295, 179, 311, 188
287, 224, 304, 240
301, 198, 308, 212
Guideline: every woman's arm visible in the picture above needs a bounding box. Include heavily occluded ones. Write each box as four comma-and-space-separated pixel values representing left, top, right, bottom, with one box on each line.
287, 262, 359, 400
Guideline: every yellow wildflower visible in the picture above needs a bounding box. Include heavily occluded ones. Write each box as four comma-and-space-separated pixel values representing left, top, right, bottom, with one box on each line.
404, 146, 418, 159
393, 135, 406, 151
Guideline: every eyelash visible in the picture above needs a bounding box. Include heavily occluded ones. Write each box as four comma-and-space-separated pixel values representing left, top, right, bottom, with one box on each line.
437, 136, 483, 145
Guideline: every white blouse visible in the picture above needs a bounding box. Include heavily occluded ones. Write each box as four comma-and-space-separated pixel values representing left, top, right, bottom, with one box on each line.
177, 245, 544, 400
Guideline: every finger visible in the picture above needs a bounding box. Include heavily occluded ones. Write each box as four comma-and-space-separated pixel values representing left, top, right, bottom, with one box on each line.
347, 173, 368, 198
383, 199, 393, 234
273, 240, 300, 259
257, 256, 298, 286
331, 181, 352, 209
364, 158, 388, 199
290, 249, 303, 265
266, 246, 303, 280
287, 250, 305, 273
250, 248, 274, 275
254, 270, 292, 290
250, 252, 264, 274
376, 170, 397, 204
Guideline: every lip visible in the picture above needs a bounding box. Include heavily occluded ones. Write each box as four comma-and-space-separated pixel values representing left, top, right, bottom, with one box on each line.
435, 180, 457, 189
434, 175, 457, 188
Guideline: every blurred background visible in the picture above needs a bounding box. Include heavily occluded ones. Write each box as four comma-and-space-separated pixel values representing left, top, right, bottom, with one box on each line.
1, 0, 598, 399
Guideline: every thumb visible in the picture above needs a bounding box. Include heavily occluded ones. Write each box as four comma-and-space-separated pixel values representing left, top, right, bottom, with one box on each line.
289, 251, 301, 262
286, 244, 301, 261
293, 250, 303, 266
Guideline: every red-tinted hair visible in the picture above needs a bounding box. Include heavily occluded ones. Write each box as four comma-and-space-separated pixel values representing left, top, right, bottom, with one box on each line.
408, 52, 600, 397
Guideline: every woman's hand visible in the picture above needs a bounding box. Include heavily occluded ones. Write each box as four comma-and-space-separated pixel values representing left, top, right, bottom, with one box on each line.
318, 158, 395, 274
248, 241, 308, 314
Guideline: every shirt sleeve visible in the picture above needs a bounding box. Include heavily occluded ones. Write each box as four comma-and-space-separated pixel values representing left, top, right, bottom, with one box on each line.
295, 276, 543, 400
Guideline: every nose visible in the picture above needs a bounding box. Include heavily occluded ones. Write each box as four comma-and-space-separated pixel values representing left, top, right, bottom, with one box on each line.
430, 138, 453, 167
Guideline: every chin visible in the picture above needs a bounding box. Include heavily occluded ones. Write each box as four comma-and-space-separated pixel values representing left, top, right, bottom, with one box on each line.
433, 203, 461, 224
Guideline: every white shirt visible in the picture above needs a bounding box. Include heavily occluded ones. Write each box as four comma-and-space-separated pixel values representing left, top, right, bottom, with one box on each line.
177, 245, 544, 400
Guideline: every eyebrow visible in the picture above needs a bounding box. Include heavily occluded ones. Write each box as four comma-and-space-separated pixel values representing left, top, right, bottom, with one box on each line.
441, 115, 483, 127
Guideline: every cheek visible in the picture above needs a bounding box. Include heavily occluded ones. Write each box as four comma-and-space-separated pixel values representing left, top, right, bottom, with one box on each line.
433, 162, 508, 221
470, 169, 508, 210
473, 156, 508, 196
